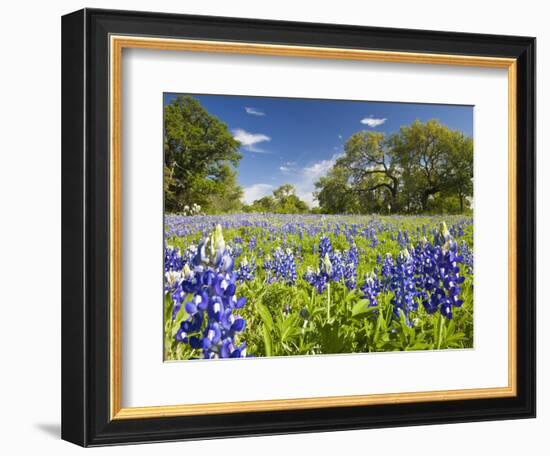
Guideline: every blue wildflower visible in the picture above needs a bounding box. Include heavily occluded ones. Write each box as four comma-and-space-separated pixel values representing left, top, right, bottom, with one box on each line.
171, 224, 250, 359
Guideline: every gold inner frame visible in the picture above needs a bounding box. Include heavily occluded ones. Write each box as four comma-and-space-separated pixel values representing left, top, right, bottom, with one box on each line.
109, 35, 518, 420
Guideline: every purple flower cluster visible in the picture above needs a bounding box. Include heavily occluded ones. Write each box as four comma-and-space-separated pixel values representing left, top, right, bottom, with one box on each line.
360, 272, 381, 307
263, 247, 297, 285
384, 249, 419, 324
458, 240, 474, 274
361, 222, 467, 323
412, 225, 466, 319
319, 235, 333, 258
227, 240, 243, 259
164, 244, 198, 293
304, 236, 359, 293
343, 243, 359, 290
164, 245, 185, 273
236, 256, 256, 282
397, 230, 406, 248
167, 224, 250, 359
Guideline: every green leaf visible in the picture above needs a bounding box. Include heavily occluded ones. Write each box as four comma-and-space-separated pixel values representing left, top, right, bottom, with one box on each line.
445, 332, 466, 344
280, 314, 300, 342
351, 300, 377, 317
319, 323, 346, 353
407, 342, 431, 351
257, 303, 274, 331
345, 290, 359, 303
262, 325, 273, 357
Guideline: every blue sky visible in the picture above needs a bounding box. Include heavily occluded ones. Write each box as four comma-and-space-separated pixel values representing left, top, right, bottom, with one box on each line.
164, 93, 473, 207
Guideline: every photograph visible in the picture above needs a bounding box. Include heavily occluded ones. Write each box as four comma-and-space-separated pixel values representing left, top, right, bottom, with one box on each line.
56, 5, 536, 447
163, 94, 474, 361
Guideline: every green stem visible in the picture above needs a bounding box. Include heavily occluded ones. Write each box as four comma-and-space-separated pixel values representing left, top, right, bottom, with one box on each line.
437, 314, 445, 350
327, 282, 331, 321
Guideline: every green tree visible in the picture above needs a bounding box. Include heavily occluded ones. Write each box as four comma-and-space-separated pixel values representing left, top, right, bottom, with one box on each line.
314, 120, 473, 215
164, 95, 242, 213
207, 164, 244, 213
335, 131, 401, 212
314, 166, 360, 214
245, 196, 277, 213
246, 184, 309, 214
445, 134, 474, 212
391, 120, 473, 213
272, 184, 309, 213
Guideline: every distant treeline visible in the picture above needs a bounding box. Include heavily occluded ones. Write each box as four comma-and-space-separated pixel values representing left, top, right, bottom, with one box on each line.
164, 96, 473, 215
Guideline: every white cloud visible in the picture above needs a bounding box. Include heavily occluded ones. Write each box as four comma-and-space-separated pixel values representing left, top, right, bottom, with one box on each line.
279, 162, 297, 174
243, 154, 340, 207
242, 183, 274, 204
295, 153, 342, 207
338, 134, 343, 139
360, 116, 387, 128
233, 128, 271, 153
245, 107, 265, 116
302, 156, 338, 180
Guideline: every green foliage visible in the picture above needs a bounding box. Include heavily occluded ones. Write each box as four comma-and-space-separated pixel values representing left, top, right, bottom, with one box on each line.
314, 166, 361, 214
165, 215, 474, 360
164, 95, 243, 213
207, 164, 244, 213
163, 96, 472, 217
244, 184, 310, 214
315, 120, 473, 215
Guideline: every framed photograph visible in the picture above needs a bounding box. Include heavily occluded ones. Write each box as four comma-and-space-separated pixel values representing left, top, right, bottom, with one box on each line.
61, 8, 536, 447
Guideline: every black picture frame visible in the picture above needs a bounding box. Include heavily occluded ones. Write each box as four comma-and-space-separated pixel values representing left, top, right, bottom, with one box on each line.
62, 8, 536, 447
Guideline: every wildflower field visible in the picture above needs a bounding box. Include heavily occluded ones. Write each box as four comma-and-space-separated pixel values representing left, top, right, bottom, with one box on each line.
164, 214, 474, 361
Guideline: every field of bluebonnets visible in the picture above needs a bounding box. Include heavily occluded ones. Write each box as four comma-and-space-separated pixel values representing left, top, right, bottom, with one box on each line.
164, 213, 473, 360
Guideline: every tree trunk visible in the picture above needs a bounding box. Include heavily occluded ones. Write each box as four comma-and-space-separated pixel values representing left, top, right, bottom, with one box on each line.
389, 187, 398, 213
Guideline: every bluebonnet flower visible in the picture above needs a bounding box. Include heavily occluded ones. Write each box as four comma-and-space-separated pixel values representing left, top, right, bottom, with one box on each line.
172, 224, 250, 359
164, 243, 198, 293
380, 253, 394, 285
304, 237, 359, 292
371, 232, 379, 248
372, 250, 416, 325
319, 235, 333, 258
325, 251, 344, 282
303, 265, 328, 293
343, 244, 359, 290
164, 244, 184, 273
264, 247, 297, 285
236, 256, 256, 282
165, 269, 183, 294
360, 272, 381, 307
459, 240, 474, 274
263, 255, 273, 273
450, 223, 465, 238
412, 223, 466, 319
227, 241, 243, 259
433, 221, 452, 248
397, 230, 406, 248
388, 248, 418, 325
